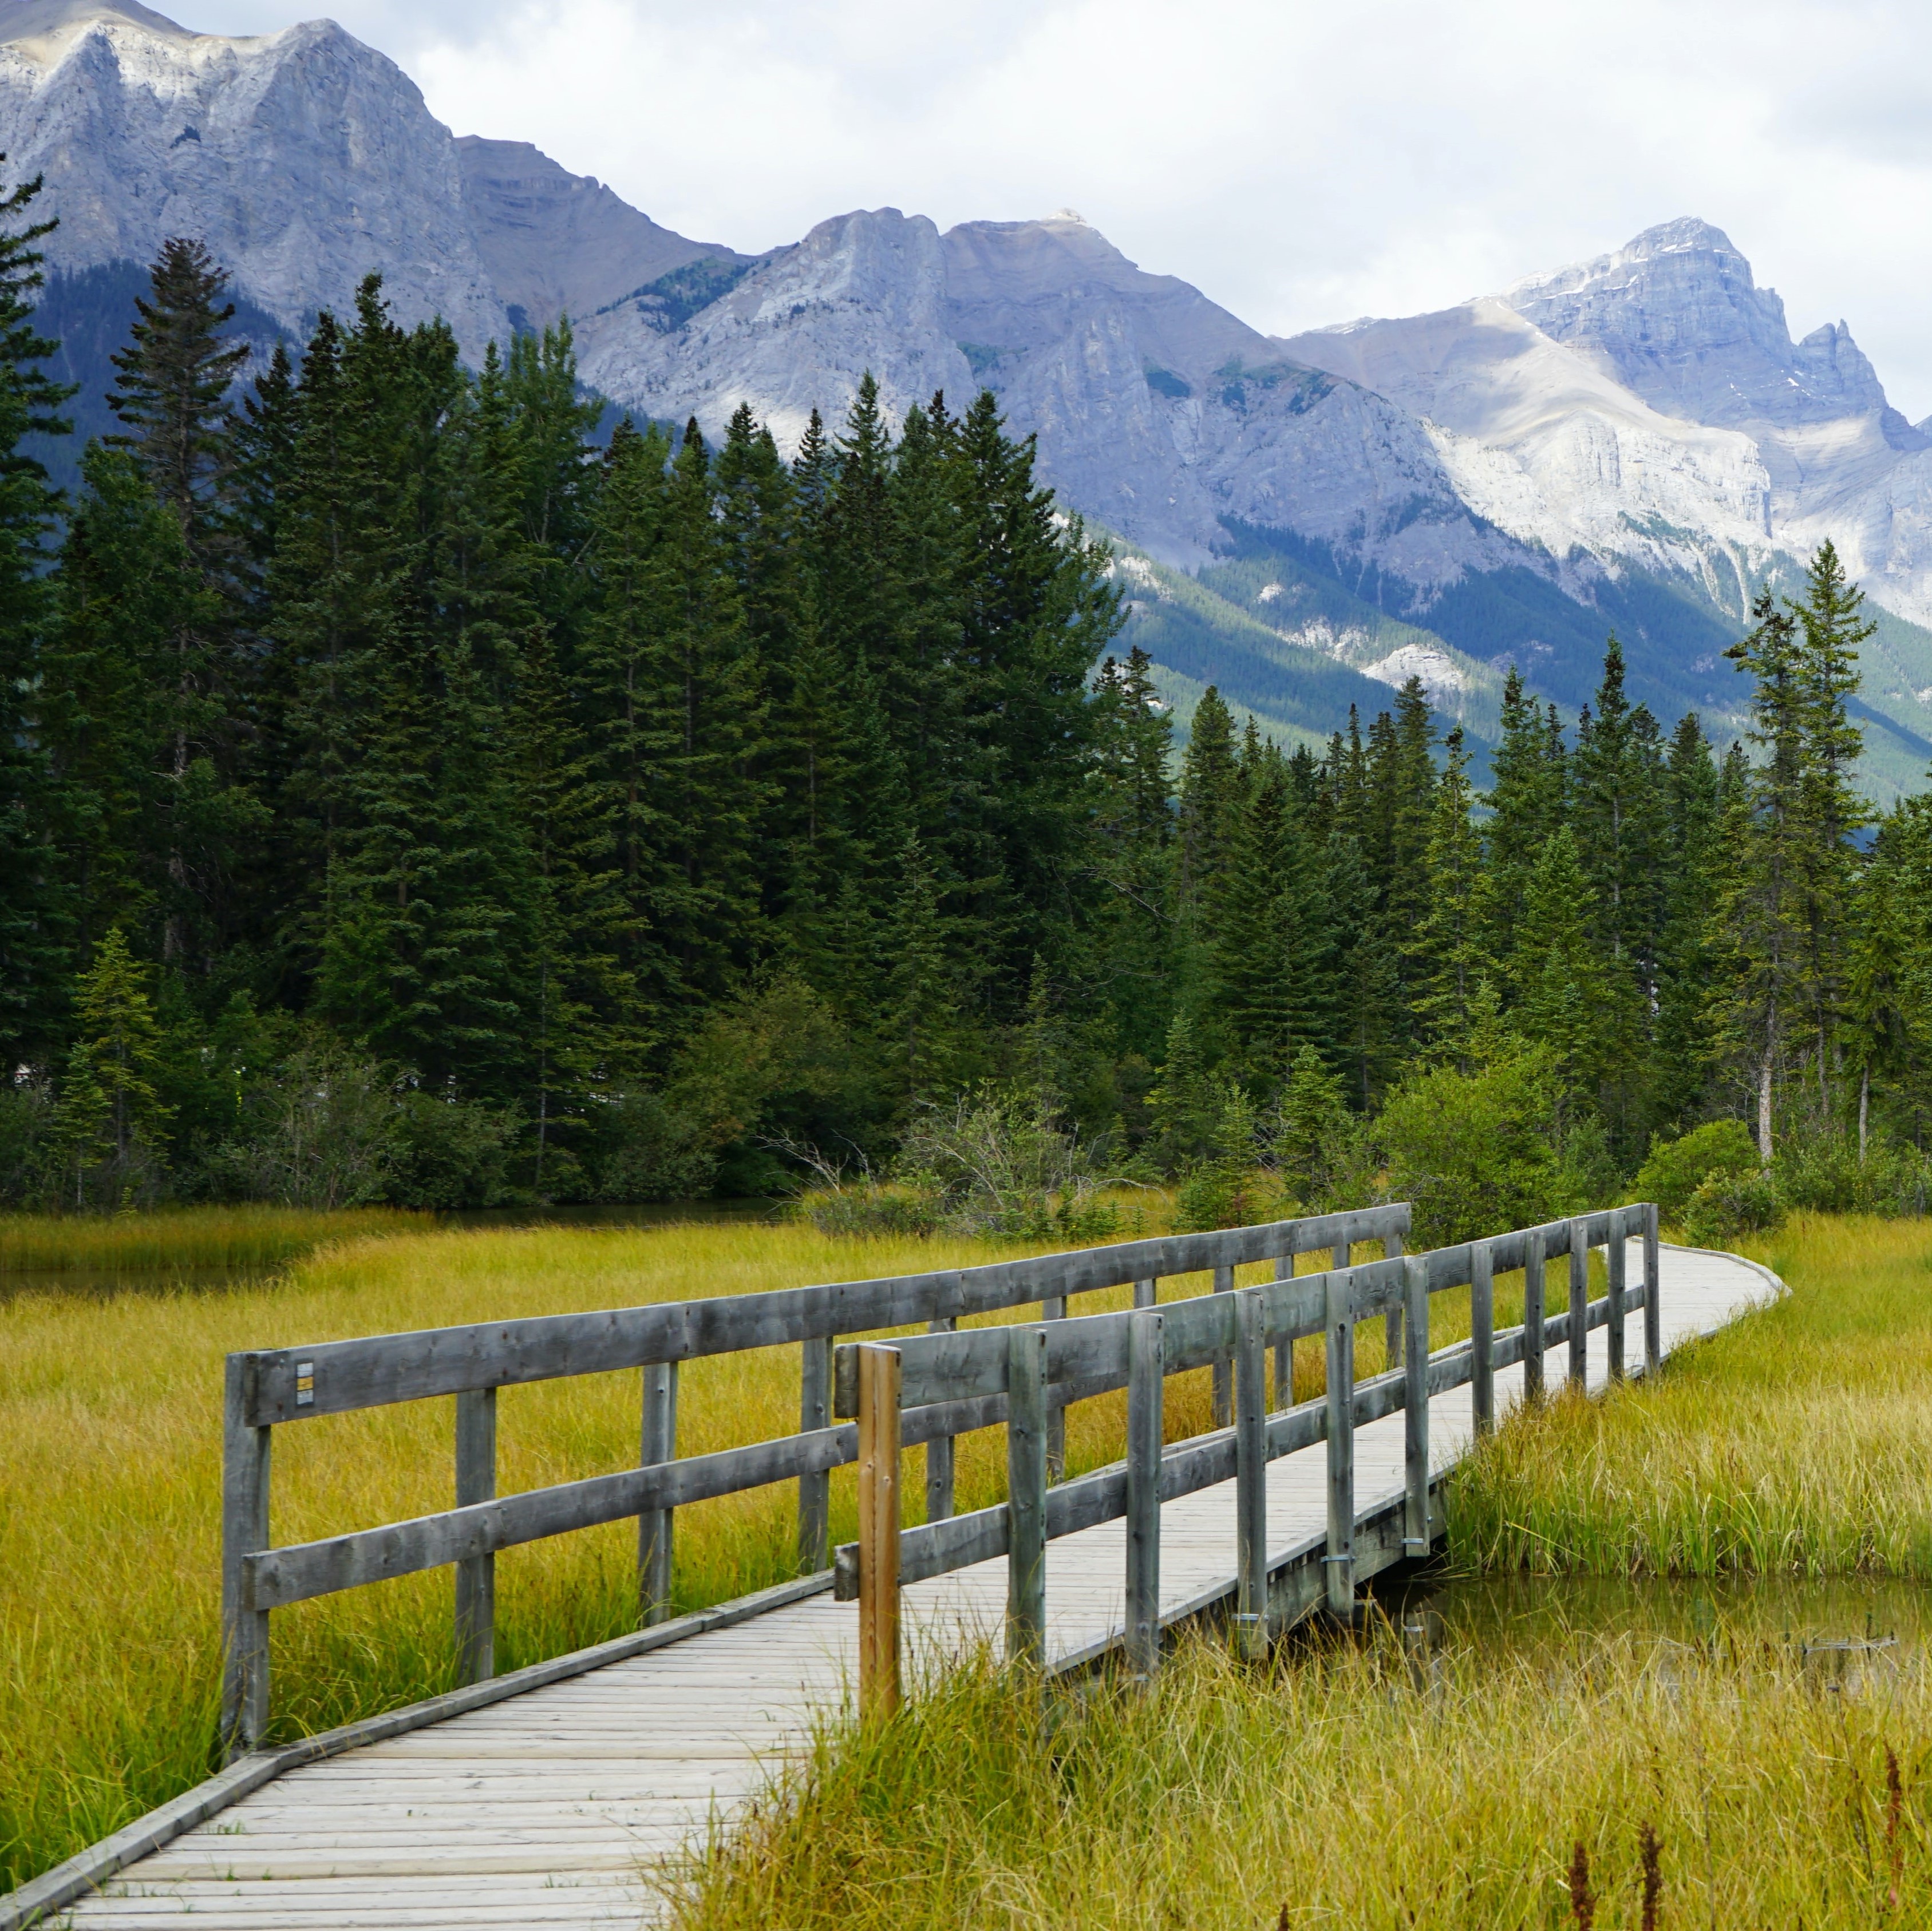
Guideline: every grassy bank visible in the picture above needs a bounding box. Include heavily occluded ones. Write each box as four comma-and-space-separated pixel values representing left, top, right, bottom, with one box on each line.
0, 1204, 423, 1273
1451, 1214, 1932, 1577
672, 1596, 1932, 1929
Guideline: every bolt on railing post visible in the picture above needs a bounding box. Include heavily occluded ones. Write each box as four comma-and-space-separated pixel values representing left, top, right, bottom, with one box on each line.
1211, 1260, 1235, 1430
856, 1342, 902, 1724
639, 1360, 678, 1625
1323, 1267, 1355, 1620
1272, 1243, 1297, 1409
1233, 1288, 1267, 1657
1006, 1326, 1048, 1667
220, 1352, 271, 1762
1567, 1218, 1590, 1390
1522, 1226, 1546, 1403
454, 1386, 497, 1685
1470, 1239, 1495, 1435
1607, 1208, 1627, 1382
1383, 1226, 1405, 1370
1643, 1202, 1662, 1374
923, 1315, 956, 1524
1125, 1307, 1164, 1677
798, 1335, 832, 1571
1402, 1256, 1430, 1558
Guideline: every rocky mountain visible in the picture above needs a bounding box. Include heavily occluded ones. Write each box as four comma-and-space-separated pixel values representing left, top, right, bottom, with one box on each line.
6, 0, 1932, 790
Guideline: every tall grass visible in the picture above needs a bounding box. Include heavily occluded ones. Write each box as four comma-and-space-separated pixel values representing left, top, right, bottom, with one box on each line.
2, 1216, 1299, 1892
672, 1596, 1932, 1929
1452, 1214, 1932, 1577
0, 1204, 422, 1273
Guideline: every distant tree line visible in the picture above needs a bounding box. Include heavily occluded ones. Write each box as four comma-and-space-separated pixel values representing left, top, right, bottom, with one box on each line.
0, 187, 1927, 1228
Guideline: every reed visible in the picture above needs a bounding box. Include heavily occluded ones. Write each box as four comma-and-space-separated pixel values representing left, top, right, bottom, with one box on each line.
0, 1204, 422, 1273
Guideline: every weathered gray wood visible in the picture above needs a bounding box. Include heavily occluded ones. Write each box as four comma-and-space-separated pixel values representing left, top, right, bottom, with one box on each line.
639, 1363, 677, 1625
1470, 1239, 1495, 1435
1125, 1307, 1163, 1676
1607, 1208, 1627, 1381
1133, 1277, 1156, 1310
1644, 1202, 1662, 1373
1272, 1249, 1295, 1411
1383, 1229, 1404, 1370
220, 1352, 271, 1761
797, 1336, 831, 1572
1522, 1226, 1546, 1402
1323, 1269, 1354, 1617
1233, 1288, 1266, 1655
1210, 1263, 1235, 1429
1568, 1217, 1590, 1389
1042, 1291, 1067, 1482
855, 1344, 900, 1722
922, 1316, 955, 1524
1402, 1256, 1429, 1556
1006, 1326, 1048, 1665
454, 1388, 496, 1686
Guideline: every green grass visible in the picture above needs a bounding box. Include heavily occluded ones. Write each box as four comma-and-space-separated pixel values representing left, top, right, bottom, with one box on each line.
0, 1204, 423, 1273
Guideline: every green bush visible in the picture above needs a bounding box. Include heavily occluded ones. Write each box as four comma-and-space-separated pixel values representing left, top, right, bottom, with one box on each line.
1634, 1121, 1760, 1221
1775, 1133, 1932, 1217
1681, 1166, 1783, 1247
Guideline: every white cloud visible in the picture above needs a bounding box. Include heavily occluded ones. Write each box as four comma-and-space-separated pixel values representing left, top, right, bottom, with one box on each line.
181, 0, 1932, 417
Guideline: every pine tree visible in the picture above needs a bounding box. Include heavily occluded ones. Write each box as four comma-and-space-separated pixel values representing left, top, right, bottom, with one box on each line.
53, 928, 173, 1206
1410, 727, 1491, 1058
1512, 825, 1610, 1098
1176, 685, 1239, 923
1653, 710, 1722, 1129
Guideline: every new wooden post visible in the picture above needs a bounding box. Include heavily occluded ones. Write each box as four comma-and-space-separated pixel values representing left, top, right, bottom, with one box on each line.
1273, 1244, 1297, 1409
1383, 1228, 1405, 1371
1125, 1307, 1164, 1676
1567, 1219, 1589, 1390
1006, 1326, 1049, 1667
923, 1315, 956, 1523
1522, 1225, 1546, 1402
1606, 1208, 1627, 1382
220, 1352, 271, 1760
1402, 1256, 1430, 1558
856, 1343, 902, 1724
798, 1335, 832, 1570
1043, 1289, 1068, 1482
1233, 1288, 1267, 1657
454, 1386, 496, 1685
1211, 1261, 1235, 1429
1643, 1201, 1663, 1374
1323, 1268, 1355, 1620
1470, 1239, 1495, 1435
639, 1361, 678, 1625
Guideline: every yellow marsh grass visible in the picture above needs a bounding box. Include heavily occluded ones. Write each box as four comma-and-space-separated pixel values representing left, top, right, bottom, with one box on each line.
1452, 1213, 1932, 1577
3, 1216, 1388, 1890
0, 1205, 422, 1273
674, 1606, 1932, 1930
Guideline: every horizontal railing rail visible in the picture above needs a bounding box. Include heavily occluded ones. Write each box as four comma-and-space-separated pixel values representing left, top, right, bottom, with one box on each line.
218, 1204, 1411, 1758
836, 1204, 1662, 1715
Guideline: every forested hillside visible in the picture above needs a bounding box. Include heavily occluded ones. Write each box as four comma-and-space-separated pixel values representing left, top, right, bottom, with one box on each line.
2, 193, 1929, 1230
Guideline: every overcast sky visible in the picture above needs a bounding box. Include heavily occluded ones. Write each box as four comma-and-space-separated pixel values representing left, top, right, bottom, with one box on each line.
184, 0, 1932, 418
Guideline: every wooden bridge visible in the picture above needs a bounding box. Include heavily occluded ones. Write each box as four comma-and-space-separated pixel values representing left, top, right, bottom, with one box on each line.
5, 1205, 1783, 1931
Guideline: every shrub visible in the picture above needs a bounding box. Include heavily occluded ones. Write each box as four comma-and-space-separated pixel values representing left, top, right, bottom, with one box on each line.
1775, 1133, 1932, 1217
1681, 1166, 1782, 1246
1634, 1121, 1760, 1221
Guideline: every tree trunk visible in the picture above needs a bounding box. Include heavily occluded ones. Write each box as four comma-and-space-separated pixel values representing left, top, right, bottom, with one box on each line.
1859, 1065, 1870, 1166
1757, 1051, 1774, 1166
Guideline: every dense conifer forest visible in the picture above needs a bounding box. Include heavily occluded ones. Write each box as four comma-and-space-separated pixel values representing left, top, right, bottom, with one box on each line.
2, 191, 1929, 1234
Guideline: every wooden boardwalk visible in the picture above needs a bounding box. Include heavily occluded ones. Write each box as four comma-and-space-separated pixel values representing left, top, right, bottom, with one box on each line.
52, 1241, 1777, 1930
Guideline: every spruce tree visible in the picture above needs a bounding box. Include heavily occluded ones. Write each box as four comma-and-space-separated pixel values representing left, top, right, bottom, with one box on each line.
1410, 727, 1491, 1058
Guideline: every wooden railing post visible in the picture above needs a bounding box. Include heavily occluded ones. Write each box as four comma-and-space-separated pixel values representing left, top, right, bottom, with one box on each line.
1043, 1288, 1068, 1482
1211, 1260, 1236, 1429
1125, 1307, 1164, 1676
1401, 1257, 1429, 1558
1273, 1242, 1297, 1410
1567, 1219, 1589, 1390
1643, 1202, 1662, 1374
856, 1342, 902, 1723
1133, 1276, 1157, 1310
1383, 1227, 1405, 1370
1607, 1208, 1627, 1382
1471, 1238, 1495, 1435
1523, 1226, 1546, 1402
798, 1335, 832, 1570
923, 1315, 956, 1523
1006, 1327, 1048, 1667
454, 1386, 496, 1685
1323, 1268, 1355, 1619
1233, 1287, 1267, 1657
639, 1360, 678, 1625
220, 1352, 271, 1761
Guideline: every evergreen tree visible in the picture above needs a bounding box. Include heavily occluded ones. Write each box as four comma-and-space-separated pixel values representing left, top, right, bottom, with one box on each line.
52, 928, 173, 1207
1410, 727, 1491, 1057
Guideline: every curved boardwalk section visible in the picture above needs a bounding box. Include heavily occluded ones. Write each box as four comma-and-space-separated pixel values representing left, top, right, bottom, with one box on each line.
42, 1241, 1776, 1930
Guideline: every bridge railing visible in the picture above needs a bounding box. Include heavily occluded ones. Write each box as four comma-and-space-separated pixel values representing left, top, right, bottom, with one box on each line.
218, 1204, 1409, 1758
834, 1202, 1662, 1717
